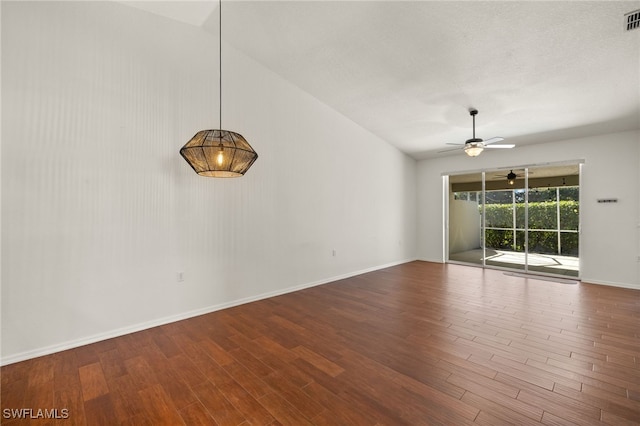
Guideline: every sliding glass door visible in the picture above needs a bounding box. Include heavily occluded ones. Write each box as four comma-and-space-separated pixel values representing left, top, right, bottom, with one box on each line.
447, 164, 580, 278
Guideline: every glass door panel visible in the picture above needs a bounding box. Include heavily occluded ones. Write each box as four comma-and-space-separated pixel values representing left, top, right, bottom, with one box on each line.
484, 169, 524, 271
559, 186, 580, 258
526, 165, 580, 277
448, 172, 483, 266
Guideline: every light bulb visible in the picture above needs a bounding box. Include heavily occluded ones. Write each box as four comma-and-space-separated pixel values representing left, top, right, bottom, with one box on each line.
216, 146, 224, 166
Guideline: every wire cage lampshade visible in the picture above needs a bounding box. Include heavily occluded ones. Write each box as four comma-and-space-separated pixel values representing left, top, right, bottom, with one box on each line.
180, 130, 258, 177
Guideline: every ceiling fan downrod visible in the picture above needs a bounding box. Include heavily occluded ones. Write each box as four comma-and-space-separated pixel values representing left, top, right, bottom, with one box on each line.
470, 108, 478, 140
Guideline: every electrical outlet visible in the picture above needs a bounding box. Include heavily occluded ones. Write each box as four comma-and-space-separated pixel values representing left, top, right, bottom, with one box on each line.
177, 272, 184, 282
332, 249, 336, 257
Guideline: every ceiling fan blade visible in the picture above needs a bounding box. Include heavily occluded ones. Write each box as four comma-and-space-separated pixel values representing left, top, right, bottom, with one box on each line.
485, 144, 515, 149
445, 143, 464, 146
437, 147, 462, 153
483, 137, 505, 145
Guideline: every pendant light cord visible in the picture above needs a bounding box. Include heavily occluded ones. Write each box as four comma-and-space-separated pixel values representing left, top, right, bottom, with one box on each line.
219, 0, 222, 131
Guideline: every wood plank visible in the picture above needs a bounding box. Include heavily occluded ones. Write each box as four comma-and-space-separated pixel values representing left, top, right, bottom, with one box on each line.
468, 354, 556, 390
198, 337, 236, 366
262, 370, 325, 420
192, 381, 246, 425
78, 362, 109, 401
222, 360, 272, 400
559, 384, 640, 424
27, 356, 55, 387
1, 378, 27, 411
153, 333, 183, 359
447, 372, 519, 399
517, 389, 602, 424
118, 414, 154, 426
257, 391, 315, 426
601, 410, 640, 426
214, 375, 275, 425
137, 384, 186, 426
581, 383, 640, 422
228, 347, 274, 378
83, 393, 118, 425
166, 354, 207, 388
52, 351, 81, 392
54, 386, 85, 426
292, 346, 344, 378
229, 333, 294, 373
96, 348, 127, 381
104, 373, 146, 421
302, 381, 380, 426
22, 378, 54, 417
435, 353, 498, 380
154, 367, 197, 410
461, 391, 541, 425
178, 402, 217, 426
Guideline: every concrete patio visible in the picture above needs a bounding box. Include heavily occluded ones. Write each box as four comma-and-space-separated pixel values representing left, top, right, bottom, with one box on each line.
449, 248, 579, 277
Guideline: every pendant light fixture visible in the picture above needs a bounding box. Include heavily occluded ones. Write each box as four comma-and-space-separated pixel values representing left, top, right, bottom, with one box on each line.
180, 0, 258, 177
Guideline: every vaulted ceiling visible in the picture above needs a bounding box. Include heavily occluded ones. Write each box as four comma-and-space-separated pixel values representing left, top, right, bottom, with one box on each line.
121, 1, 640, 159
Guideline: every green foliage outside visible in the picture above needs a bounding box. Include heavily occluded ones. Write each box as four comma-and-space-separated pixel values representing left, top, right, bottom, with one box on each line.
483, 200, 579, 255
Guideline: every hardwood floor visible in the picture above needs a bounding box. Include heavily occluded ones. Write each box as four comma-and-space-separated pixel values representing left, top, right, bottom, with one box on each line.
2, 261, 640, 425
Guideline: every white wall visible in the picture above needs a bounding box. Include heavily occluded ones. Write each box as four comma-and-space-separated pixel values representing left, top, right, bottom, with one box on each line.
1, 2, 417, 364
418, 130, 640, 289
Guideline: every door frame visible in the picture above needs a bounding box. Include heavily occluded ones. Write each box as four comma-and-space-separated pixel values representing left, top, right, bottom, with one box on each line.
443, 160, 583, 279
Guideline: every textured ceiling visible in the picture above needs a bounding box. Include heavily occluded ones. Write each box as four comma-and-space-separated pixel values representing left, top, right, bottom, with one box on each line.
121, 1, 640, 159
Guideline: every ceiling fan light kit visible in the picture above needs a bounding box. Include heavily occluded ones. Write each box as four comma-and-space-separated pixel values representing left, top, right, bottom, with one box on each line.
464, 142, 484, 157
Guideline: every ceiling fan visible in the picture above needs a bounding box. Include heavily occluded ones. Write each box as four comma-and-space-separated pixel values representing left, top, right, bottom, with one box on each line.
439, 108, 514, 156
494, 169, 533, 185
495, 169, 521, 185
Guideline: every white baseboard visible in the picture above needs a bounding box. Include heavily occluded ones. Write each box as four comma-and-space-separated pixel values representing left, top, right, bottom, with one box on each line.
580, 277, 640, 290
417, 257, 445, 264
0, 258, 416, 366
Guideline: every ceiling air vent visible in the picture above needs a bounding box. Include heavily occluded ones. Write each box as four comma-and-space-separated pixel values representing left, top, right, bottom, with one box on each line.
626, 9, 640, 31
